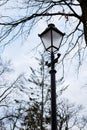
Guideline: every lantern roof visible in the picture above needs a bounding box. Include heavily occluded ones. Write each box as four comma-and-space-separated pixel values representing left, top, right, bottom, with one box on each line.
39, 24, 65, 37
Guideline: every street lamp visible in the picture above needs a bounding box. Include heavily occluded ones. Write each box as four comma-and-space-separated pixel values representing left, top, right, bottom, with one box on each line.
38, 23, 65, 130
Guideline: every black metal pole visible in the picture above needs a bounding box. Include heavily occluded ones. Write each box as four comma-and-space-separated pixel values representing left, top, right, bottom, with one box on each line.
49, 51, 57, 130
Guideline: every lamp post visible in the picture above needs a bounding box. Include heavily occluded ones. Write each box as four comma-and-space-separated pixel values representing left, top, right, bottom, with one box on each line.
39, 24, 64, 130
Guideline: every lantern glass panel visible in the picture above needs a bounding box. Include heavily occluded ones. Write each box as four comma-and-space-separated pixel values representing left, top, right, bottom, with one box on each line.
41, 30, 51, 51
52, 30, 63, 52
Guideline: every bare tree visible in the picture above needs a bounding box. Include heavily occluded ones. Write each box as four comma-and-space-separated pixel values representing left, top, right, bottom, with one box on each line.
2, 54, 86, 130
0, 58, 12, 108
56, 99, 86, 130
13, 97, 87, 130
0, 0, 86, 49
0, 58, 29, 129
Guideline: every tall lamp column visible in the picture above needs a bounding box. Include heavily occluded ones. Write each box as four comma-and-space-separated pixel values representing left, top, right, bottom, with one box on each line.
50, 51, 57, 130
39, 24, 65, 130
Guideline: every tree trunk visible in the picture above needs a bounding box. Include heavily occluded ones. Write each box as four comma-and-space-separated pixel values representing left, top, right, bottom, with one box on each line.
80, 0, 87, 45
